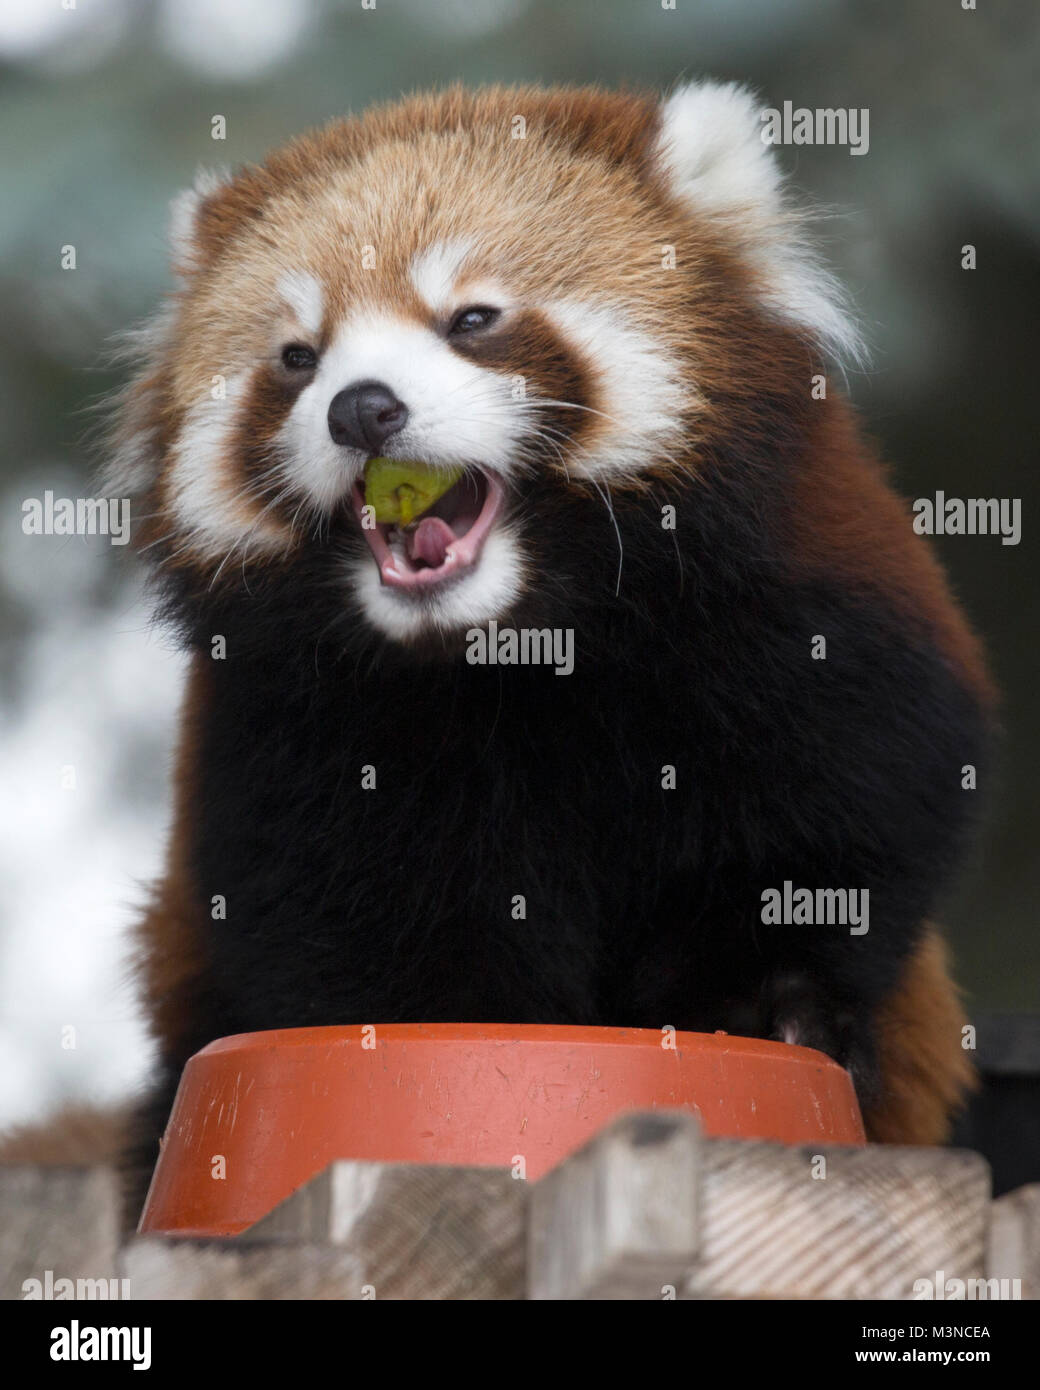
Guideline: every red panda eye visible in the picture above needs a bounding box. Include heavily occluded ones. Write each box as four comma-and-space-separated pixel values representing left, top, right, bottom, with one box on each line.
448, 306, 500, 336
281, 343, 317, 370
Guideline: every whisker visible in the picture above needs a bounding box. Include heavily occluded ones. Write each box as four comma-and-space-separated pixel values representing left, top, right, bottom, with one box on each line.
589, 476, 624, 597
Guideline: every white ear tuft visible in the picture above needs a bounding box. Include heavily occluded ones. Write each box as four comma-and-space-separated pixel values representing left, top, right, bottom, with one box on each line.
168, 166, 232, 275
656, 81, 782, 218
655, 81, 865, 367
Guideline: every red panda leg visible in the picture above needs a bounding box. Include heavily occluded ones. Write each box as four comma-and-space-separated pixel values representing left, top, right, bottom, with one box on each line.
863, 925, 977, 1145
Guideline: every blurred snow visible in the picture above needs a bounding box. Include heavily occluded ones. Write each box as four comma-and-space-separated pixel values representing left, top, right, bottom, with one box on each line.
0, 0, 313, 78
0, 0, 132, 73
0, 485, 184, 1126
157, 0, 315, 79
0, 2, 70, 56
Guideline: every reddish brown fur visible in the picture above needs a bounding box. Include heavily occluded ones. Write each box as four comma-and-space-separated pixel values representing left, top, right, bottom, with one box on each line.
786, 401, 995, 708
783, 401, 991, 1144
0, 1102, 129, 1167
864, 926, 978, 1144
132, 656, 213, 1069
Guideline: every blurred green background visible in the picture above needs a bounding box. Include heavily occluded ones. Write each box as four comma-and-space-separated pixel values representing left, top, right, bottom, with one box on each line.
0, 0, 1036, 1125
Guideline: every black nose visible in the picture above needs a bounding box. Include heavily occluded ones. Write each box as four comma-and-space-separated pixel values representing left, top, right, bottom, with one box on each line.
327, 380, 409, 452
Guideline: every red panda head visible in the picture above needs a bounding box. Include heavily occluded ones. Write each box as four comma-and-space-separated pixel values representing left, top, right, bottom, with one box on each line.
107, 82, 860, 653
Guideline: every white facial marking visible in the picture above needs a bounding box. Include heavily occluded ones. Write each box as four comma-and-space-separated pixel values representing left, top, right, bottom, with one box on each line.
409, 239, 476, 313
167, 371, 284, 559
548, 300, 689, 480
277, 271, 324, 338
106, 428, 158, 500
453, 278, 512, 310
350, 523, 526, 643
278, 312, 527, 511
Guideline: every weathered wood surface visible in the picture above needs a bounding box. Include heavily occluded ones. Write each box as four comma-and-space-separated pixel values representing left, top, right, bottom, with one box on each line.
685, 1138, 990, 1301
245, 1159, 527, 1300
0, 1165, 121, 1301
528, 1115, 991, 1300
4, 1118, 1035, 1301
123, 1236, 366, 1300
987, 1182, 1040, 1300
126, 1160, 526, 1300
529, 1112, 700, 1300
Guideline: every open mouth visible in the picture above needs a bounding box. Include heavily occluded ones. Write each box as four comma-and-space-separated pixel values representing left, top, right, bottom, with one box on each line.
351, 465, 503, 592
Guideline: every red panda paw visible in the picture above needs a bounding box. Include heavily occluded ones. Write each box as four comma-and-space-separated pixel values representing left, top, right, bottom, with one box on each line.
761, 970, 881, 1110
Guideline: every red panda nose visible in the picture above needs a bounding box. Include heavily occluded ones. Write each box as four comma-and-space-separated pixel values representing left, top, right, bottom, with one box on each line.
327, 381, 409, 452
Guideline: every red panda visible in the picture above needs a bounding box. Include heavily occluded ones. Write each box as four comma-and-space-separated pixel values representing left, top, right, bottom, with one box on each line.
42, 83, 995, 1208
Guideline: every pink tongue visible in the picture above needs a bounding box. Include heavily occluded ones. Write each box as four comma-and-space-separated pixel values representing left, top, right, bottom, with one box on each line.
406, 516, 455, 568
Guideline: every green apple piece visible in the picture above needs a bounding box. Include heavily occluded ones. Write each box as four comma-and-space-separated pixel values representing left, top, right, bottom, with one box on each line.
364, 458, 463, 526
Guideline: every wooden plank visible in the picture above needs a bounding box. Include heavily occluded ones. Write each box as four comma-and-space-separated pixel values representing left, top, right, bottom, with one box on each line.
687, 1139, 990, 1299
241, 1159, 527, 1300
987, 1183, 1040, 1300
529, 1112, 700, 1300
122, 1236, 365, 1300
0, 1165, 121, 1301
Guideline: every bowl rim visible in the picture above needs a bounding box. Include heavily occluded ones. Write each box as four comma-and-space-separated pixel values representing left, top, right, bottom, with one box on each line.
194, 1022, 847, 1072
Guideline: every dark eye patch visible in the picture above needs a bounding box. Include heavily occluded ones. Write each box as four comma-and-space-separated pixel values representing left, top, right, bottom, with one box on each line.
446, 307, 597, 459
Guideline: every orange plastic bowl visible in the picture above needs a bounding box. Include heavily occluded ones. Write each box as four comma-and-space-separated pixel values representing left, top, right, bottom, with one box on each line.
138, 1023, 865, 1237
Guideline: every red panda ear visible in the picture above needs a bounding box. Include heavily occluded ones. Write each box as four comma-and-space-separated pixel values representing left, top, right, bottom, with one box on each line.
168, 168, 235, 278
655, 81, 865, 367
655, 80, 783, 221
